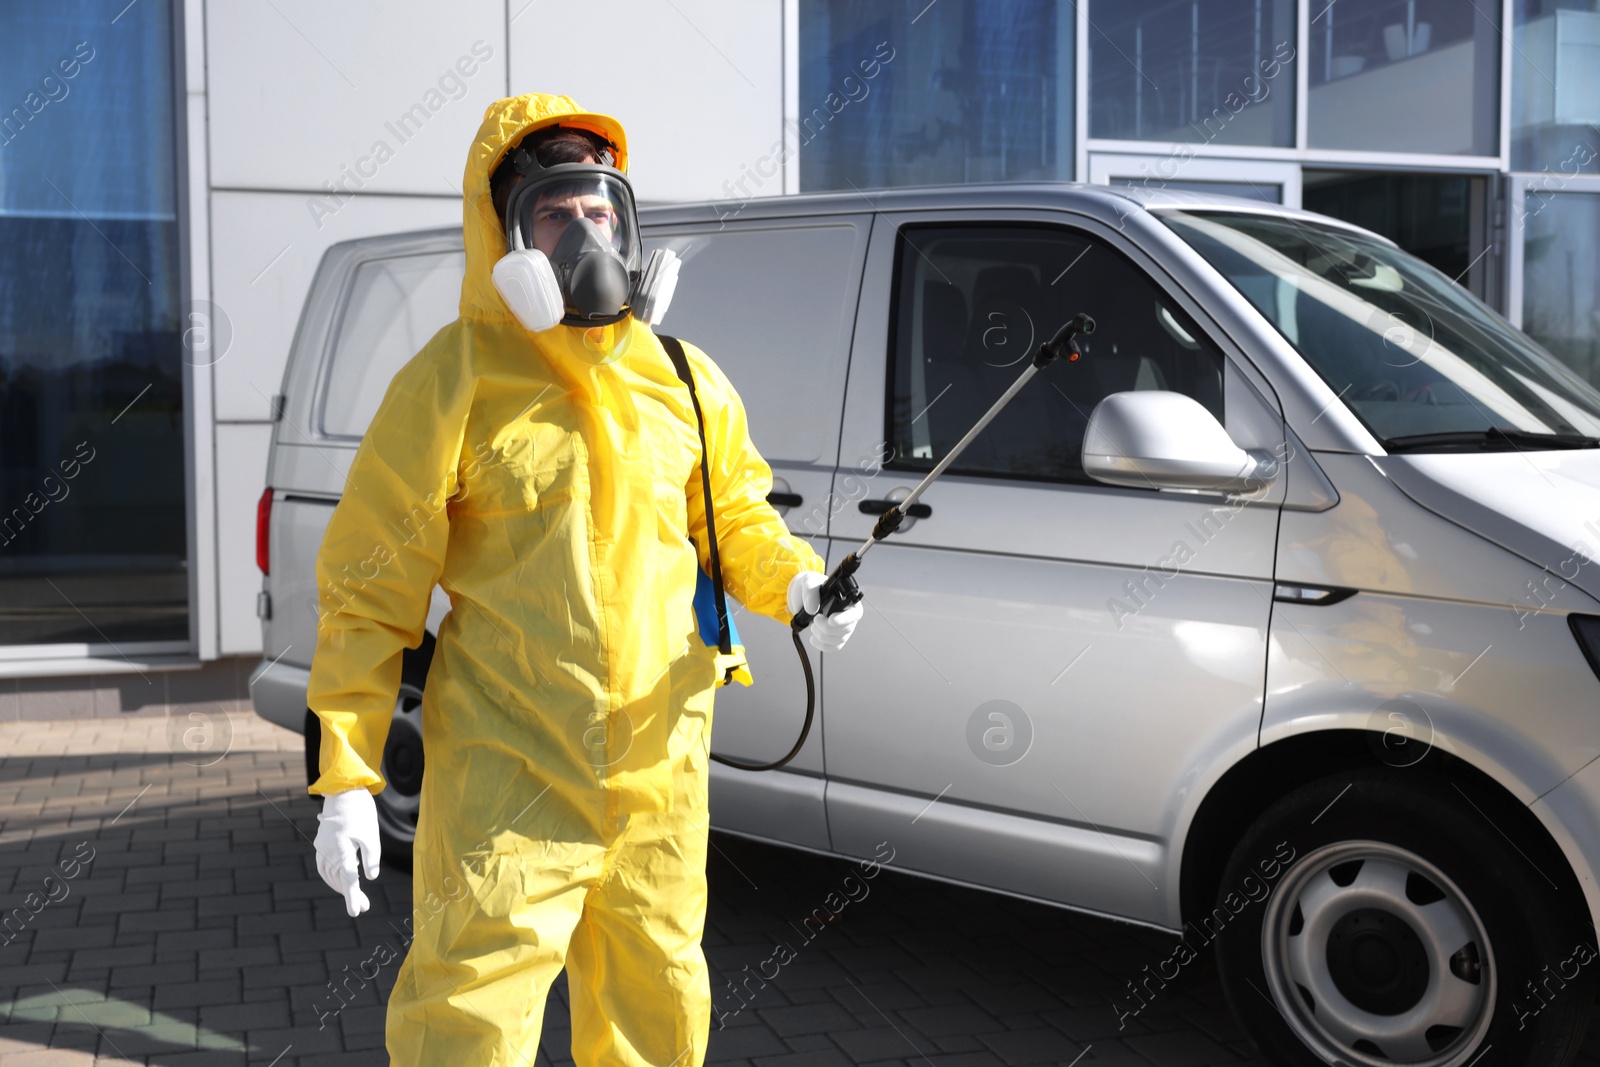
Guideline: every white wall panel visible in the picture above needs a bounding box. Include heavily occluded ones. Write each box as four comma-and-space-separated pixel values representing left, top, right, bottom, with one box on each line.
206, 0, 507, 196
209, 190, 460, 422
509, 0, 784, 203
214, 422, 273, 655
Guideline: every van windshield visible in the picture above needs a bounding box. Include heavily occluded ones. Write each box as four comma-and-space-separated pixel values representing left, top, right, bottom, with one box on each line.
1161, 210, 1600, 452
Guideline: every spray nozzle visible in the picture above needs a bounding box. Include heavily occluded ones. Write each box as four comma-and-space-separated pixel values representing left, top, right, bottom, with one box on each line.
1036, 313, 1096, 368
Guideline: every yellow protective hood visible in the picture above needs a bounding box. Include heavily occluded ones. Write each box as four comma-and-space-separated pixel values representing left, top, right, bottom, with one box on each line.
459, 93, 630, 323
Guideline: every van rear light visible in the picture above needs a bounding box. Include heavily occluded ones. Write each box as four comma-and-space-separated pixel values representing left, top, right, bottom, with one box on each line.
256, 487, 273, 574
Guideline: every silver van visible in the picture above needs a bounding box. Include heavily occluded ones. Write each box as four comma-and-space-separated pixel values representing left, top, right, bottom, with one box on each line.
251, 184, 1600, 1067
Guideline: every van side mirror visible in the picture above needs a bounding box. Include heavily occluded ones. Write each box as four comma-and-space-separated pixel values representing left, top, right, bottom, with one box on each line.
1082, 391, 1278, 493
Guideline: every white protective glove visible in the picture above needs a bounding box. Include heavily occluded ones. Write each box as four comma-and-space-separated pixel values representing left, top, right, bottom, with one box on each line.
314, 787, 381, 917
787, 570, 865, 653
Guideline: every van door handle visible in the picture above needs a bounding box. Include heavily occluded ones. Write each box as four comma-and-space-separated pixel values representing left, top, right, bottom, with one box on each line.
767, 491, 803, 508
859, 499, 931, 519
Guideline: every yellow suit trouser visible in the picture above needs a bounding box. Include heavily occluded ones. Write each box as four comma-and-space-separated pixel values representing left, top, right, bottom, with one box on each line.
386, 652, 716, 1067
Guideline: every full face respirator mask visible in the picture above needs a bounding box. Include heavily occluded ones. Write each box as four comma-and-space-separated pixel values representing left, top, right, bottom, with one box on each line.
491, 139, 680, 333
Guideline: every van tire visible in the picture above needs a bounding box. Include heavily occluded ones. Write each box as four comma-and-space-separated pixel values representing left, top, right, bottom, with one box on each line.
1213, 770, 1595, 1067
302, 639, 433, 872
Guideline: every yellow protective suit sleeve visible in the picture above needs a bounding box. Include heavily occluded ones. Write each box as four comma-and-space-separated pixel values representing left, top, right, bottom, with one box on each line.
305, 333, 474, 795
679, 340, 824, 629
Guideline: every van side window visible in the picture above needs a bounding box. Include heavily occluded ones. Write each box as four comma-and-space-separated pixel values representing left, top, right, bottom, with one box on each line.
320, 251, 466, 439
643, 223, 862, 464
888, 225, 1225, 484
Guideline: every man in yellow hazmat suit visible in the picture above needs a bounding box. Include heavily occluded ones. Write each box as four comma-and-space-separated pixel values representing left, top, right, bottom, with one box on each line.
304, 93, 863, 1066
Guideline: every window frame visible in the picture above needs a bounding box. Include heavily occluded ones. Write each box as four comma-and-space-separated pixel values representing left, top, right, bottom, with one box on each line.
880, 218, 1239, 489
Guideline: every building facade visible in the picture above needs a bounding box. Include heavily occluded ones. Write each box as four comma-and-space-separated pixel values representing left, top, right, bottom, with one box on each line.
1, 0, 1597, 686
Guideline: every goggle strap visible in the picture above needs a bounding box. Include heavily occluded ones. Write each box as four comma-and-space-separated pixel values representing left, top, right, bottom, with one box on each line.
510, 127, 619, 176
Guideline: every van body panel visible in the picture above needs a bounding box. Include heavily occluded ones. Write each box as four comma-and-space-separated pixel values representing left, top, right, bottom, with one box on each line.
268, 444, 355, 498
249, 660, 312, 733
1531, 760, 1600, 937
265, 495, 334, 669
1262, 594, 1600, 799
1277, 427, 1340, 512
264, 492, 450, 668
827, 473, 1281, 577
821, 536, 1270, 912
1377, 451, 1600, 604
1276, 454, 1600, 611
706, 765, 829, 852
1157, 724, 1283, 930
826, 779, 1168, 926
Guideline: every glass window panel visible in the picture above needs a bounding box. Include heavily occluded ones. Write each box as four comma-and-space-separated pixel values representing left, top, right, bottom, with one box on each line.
0, 1, 185, 646
798, 0, 1072, 191
1308, 0, 1499, 154
1522, 192, 1600, 389
322, 253, 465, 439
888, 225, 1225, 484
1511, 1, 1600, 173
1088, 0, 1297, 147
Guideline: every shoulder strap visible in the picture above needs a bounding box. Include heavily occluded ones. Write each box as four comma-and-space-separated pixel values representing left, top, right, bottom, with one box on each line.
658, 334, 734, 660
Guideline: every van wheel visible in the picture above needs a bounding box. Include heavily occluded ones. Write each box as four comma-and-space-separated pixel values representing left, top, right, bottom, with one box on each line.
302, 641, 432, 871
1213, 771, 1595, 1067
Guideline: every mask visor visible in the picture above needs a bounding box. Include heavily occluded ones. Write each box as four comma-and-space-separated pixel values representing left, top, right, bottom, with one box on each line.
506, 168, 641, 274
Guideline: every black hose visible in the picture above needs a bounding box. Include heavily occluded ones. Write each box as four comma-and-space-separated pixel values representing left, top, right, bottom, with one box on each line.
709, 626, 815, 771
709, 555, 861, 771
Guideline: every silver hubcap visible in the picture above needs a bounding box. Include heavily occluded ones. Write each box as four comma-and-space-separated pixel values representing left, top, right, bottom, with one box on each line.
375, 681, 424, 844
1262, 841, 1494, 1066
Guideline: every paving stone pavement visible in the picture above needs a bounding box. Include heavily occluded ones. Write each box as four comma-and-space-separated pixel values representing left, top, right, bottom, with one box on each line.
2, 712, 1599, 1066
